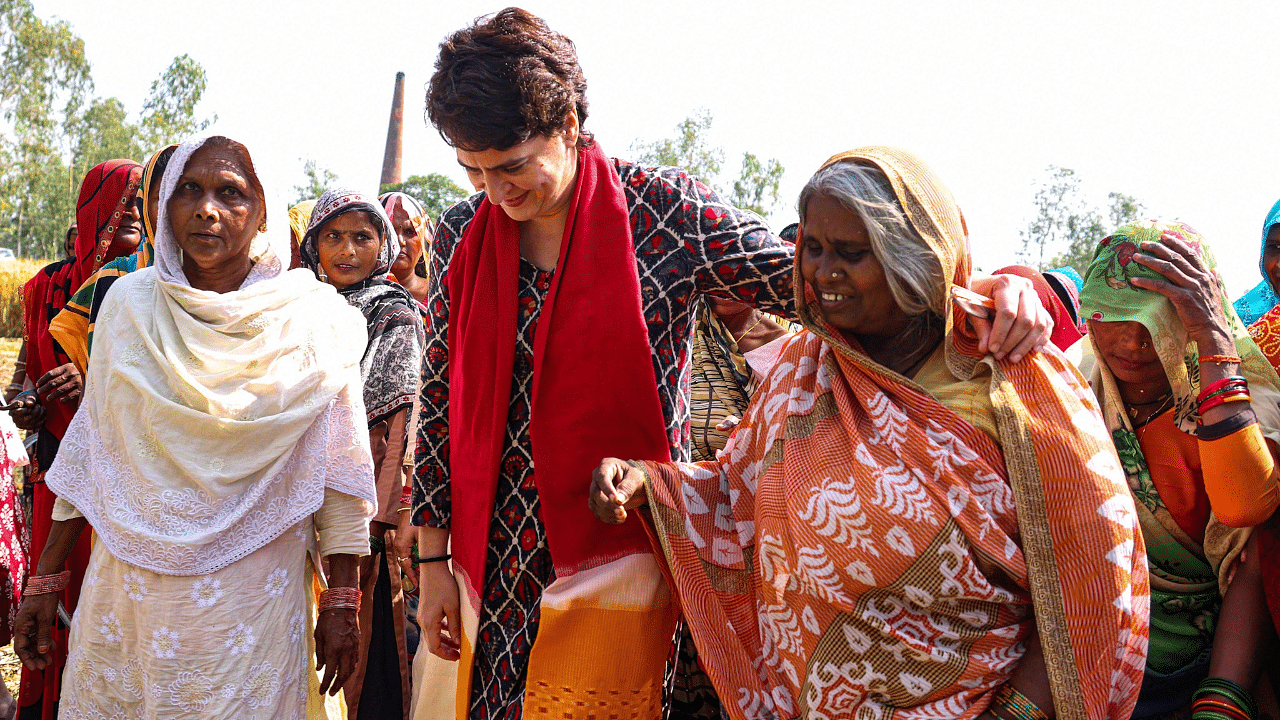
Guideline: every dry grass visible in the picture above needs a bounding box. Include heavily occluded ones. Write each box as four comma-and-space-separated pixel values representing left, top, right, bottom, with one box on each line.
0, 259, 51, 339
0, 339, 19, 391
0, 643, 17, 697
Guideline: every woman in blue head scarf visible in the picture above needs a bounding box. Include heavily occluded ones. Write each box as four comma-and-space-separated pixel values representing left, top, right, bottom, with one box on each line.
1233, 199, 1280, 326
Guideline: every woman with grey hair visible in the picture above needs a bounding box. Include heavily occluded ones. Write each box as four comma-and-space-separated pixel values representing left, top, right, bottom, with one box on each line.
13, 134, 378, 719
592, 147, 1150, 720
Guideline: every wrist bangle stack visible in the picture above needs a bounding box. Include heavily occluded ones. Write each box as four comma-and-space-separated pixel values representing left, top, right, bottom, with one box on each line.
318, 587, 361, 612
1192, 677, 1257, 720
989, 684, 1047, 720
1197, 375, 1250, 416
24, 570, 71, 597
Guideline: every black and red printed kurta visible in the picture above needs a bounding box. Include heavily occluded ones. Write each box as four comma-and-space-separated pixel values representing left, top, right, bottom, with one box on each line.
413, 160, 794, 718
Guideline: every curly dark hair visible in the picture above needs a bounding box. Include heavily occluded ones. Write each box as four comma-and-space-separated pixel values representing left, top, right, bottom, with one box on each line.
427, 7, 592, 151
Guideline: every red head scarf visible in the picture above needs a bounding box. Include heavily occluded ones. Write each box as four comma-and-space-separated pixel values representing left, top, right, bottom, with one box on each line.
22, 159, 142, 439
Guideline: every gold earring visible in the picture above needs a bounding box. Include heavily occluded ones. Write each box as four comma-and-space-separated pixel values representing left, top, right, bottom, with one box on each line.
259, 221, 267, 233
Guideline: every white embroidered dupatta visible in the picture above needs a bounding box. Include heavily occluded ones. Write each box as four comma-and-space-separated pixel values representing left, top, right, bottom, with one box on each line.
47, 136, 377, 575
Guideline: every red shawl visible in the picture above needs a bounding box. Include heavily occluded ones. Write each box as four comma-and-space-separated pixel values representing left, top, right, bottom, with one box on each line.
447, 142, 671, 586
21, 159, 142, 440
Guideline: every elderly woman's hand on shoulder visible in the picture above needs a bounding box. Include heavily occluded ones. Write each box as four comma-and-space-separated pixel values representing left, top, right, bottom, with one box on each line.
969, 273, 1054, 363
590, 458, 647, 524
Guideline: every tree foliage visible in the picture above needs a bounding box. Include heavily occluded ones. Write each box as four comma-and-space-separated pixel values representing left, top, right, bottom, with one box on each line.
632, 110, 786, 218
730, 152, 784, 217
0, 2, 212, 259
380, 173, 470, 221
0, 0, 91, 259
632, 109, 724, 185
138, 54, 214, 151
1019, 166, 1144, 275
292, 160, 339, 205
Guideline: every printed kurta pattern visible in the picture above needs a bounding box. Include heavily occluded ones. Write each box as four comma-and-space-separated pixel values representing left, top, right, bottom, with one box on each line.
635, 327, 1149, 720
467, 259, 558, 717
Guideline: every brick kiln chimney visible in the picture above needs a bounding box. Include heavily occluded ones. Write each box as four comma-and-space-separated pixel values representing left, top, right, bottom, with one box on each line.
380, 72, 405, 187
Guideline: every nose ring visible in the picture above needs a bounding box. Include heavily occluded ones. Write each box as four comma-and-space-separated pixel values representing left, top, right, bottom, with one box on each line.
830, 271, 839, 279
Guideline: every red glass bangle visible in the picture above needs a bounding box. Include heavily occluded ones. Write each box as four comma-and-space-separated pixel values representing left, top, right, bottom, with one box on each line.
318, 587, 361, 612
1193, 698, 1250, 720
24, 570, 71, 597
1199, 354, 1242, 365
1199, 391, 1250, 415
1198, 375, 1248, 403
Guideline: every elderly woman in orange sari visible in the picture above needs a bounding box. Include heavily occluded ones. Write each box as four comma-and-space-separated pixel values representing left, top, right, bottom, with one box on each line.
592, 147, 1150, 720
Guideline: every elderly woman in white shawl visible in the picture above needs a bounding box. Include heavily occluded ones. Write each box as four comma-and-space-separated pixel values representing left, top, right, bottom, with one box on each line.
13, 135, 378, 719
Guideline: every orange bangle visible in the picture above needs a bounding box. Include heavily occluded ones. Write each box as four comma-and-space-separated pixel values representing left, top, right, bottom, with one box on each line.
1199, 354, 1242, 364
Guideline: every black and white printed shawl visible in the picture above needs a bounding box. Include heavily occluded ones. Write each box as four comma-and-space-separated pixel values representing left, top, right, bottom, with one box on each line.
301, 188, 425, 428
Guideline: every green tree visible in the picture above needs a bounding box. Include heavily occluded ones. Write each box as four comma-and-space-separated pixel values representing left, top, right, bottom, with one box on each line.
0, 4, 213, 258
730, 152, 784, 217
293, 160, 339, 205
138, 54, 214, 150
1048, 191, 1145, 274
632, 110, 786, 217
1107, 192, 1145, 230
1020, 166, 1146, 275
632, 109, 724, 186
380, 173, 470, 220
67, 97, 140, 170
0, 0, 91, 258
1020, 167, 1093, 271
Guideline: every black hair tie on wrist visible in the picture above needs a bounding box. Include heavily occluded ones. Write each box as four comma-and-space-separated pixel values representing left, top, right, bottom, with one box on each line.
414, 553, 451, 565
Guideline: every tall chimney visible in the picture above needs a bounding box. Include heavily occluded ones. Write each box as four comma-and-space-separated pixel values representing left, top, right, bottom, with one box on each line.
380, 72, 405, 187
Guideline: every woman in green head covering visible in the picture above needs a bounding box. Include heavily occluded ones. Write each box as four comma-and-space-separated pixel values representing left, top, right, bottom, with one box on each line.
1079, 219, 1280, 719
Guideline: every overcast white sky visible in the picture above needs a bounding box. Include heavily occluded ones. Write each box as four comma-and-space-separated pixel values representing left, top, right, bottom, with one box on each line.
31, 0, 1280, 296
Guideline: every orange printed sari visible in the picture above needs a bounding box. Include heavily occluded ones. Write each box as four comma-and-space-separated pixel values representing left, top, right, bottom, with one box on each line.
631, 147, 1150, 720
